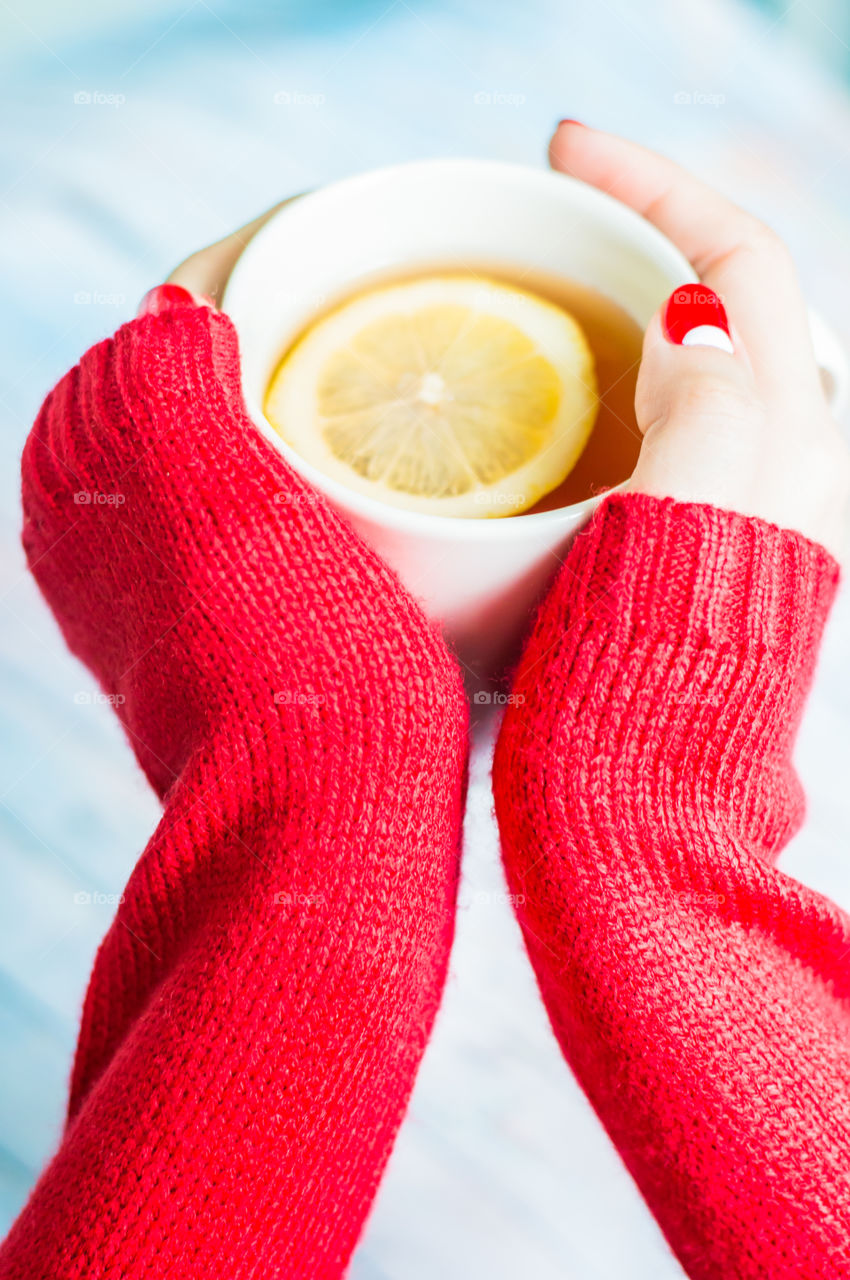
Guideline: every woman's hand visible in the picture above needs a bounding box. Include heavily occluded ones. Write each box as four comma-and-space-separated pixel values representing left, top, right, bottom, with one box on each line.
550, 122, 850, 560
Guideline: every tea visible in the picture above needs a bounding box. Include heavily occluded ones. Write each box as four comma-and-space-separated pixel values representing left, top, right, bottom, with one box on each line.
265, 262, 644, 515
485, 265, 644, 511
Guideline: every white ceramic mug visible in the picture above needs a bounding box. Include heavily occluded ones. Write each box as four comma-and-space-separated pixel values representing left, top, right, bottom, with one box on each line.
223, 158, 847, 675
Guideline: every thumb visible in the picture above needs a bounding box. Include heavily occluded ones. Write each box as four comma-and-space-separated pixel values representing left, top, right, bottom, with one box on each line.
629, 284, 766, 514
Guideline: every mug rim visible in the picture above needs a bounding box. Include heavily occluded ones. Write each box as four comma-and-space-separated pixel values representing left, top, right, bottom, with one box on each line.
223, 156, 697, 540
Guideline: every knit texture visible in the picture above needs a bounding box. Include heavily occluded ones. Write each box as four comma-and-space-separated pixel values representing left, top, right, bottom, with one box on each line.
2, 302, 468, 1278
494, 492, 849, 1279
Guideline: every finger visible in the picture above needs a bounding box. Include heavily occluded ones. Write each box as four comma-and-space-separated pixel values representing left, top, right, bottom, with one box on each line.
138, 283, 214, 316
633, 289, 849, 557
549, 123, 821, 406
550, 123, 769, 275
630, 284, 767, 513
166, 200, 290, 304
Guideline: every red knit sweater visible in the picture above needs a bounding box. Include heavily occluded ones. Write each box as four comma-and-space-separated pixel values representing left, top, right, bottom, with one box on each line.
3, 299, 848, 1277
494, 493, 849, 1277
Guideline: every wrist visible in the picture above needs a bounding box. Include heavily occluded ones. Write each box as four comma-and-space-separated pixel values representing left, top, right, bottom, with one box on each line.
571, 492, 839, 656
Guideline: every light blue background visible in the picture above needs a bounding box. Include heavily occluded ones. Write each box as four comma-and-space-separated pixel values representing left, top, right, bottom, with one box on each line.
2, 2, 850, 1275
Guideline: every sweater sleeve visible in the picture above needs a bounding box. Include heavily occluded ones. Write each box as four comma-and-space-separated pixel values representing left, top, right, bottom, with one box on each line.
0, 306, 468, 1280
493, 491, 850, 1280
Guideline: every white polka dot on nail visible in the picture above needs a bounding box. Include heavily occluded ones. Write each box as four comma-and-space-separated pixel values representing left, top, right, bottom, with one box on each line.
681, 325, 734, 355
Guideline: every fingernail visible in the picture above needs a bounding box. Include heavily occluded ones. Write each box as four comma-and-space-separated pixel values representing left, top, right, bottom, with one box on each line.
557, 118, 585, 128
138, 284, 214, 316
663, 283, 733, 354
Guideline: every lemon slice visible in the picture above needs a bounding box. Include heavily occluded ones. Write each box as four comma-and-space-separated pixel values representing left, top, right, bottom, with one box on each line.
264, 274, 598, 518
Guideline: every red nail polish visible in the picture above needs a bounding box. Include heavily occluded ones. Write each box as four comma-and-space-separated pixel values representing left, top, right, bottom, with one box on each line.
557, 118, 585, 128
663, 283, 732, 349
138, 283, 212, 317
